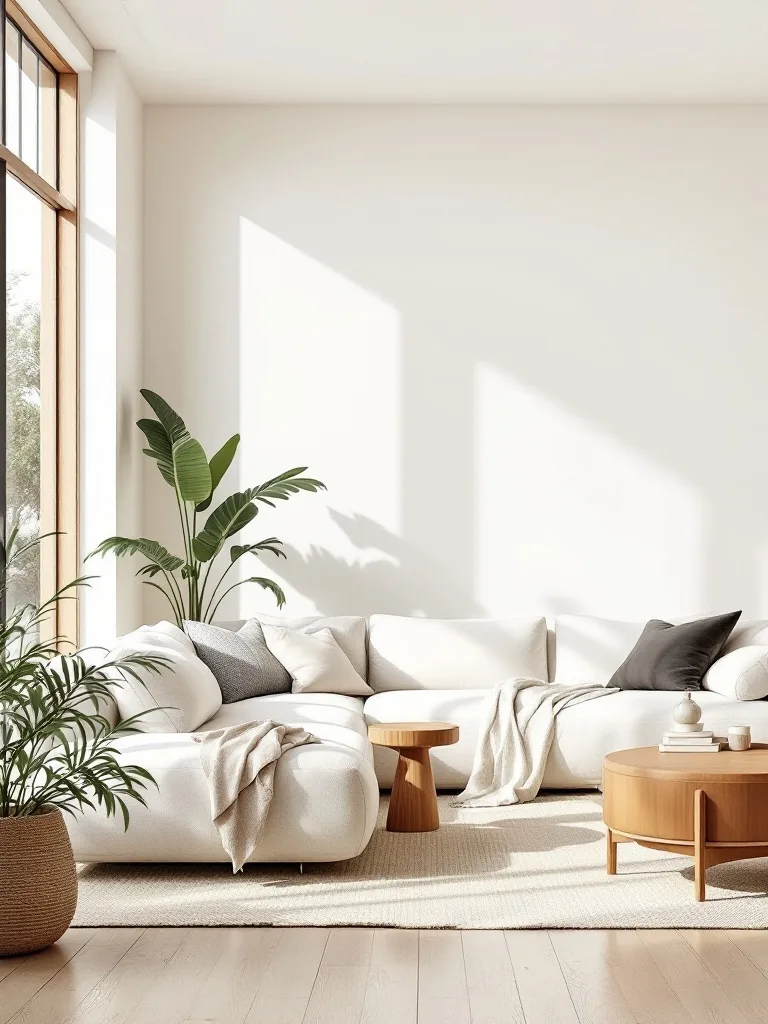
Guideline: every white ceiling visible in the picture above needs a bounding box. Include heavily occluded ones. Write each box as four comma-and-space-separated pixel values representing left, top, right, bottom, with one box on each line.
60, 0, 768, 104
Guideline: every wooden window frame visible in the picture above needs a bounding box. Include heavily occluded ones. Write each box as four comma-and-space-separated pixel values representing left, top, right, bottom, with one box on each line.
1, 0, 78, 644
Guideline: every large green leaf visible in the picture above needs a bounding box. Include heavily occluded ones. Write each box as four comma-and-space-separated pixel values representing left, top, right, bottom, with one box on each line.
87, 537, 184, 573
192, 492, 259, 562
173, 436, 212, 503
248, 468, 326, 508
137, 391, 212, 503
140, 389, 188, 444
230, 537, 285, 563
137, 418, 174, 487
196, 433, 240, 513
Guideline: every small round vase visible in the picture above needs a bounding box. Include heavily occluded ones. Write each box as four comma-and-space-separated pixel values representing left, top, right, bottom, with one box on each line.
672, 690, 702, 728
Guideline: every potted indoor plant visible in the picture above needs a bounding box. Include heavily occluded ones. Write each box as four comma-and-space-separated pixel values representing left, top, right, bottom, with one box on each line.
89, 389, 325, 623
0, 527, 168, 955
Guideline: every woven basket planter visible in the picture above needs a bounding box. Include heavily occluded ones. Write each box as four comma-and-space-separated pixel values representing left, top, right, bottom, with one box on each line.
0, 809, 78, 956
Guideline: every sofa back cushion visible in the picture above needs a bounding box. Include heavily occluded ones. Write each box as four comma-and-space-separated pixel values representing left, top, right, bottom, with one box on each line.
110, 621, 222, 732
555, 613, 768, 687
217, 614, 367, 680
367, 614, 548, 691
554, 615, 646, 686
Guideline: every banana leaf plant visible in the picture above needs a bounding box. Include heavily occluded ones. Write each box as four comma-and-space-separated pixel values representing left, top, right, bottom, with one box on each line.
89, 390, 325, 625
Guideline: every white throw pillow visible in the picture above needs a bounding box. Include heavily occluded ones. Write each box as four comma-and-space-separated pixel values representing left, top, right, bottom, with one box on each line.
367, 614, 548, 692
109, 621, 222, 733
261, 624, 373, 696
218, 614, 367, 679
703, 646, 768, 701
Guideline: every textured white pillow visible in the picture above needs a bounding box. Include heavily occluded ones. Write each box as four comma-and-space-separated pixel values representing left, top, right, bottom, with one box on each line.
109, 621, 222, 733
367, 614, 548, 692
702, 646, 768, 701
261, 625, 373, 696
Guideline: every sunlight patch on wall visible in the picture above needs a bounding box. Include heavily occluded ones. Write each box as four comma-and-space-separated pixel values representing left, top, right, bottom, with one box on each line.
474, 363, 703, 620
236, 217, 401, 617
80, 113, 117, 645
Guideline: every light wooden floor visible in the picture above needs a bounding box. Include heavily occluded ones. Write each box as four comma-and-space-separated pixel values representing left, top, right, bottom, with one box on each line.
3, 927, 768, 1024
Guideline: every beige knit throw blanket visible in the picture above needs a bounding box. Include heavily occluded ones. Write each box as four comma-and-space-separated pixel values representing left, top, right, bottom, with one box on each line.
453, 678, 617, 807
195, 720, 316, 871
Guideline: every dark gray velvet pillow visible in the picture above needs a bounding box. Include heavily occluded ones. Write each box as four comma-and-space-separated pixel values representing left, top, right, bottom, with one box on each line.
183, 618, 291, 703
608, 611, 741, 691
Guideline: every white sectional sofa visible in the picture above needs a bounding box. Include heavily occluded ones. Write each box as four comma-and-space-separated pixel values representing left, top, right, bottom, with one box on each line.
67, 611, 768, 865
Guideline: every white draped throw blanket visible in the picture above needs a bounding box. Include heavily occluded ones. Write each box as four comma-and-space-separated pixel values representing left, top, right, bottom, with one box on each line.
195, 720, 316, 872
454, 678, 617, 807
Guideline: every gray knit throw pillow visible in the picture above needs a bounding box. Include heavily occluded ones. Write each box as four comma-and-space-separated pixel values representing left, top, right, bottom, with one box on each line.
183, 618, 291, 703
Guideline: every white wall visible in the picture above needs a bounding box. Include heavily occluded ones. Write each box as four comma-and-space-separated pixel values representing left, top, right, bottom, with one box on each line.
80, 53, 144, 643
143, 106, 768, 624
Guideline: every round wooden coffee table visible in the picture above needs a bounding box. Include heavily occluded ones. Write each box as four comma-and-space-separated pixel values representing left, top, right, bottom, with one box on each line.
368, 722, 459, 833
603, 745, 768, 901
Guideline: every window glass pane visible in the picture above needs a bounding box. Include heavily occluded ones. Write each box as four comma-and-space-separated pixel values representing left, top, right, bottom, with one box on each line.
6, 176, 56, 619
5, 20, 20, 155
20, 38, 38, 171
38, 61, 56, 186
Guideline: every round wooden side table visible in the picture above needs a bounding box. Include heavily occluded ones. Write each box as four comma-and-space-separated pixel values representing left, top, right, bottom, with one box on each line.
368, 722, 459, 833
603, 745, 768, 901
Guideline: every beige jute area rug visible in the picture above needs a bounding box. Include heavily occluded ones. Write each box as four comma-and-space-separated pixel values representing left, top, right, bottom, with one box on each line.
73, 793, 768, 929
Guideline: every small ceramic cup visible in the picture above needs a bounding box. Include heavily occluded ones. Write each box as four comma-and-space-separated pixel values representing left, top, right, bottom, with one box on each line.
728, 726, 751, 752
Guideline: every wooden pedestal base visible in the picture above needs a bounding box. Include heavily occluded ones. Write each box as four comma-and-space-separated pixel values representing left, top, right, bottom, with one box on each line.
368, 722, 460, 834
388, 746, 440, 833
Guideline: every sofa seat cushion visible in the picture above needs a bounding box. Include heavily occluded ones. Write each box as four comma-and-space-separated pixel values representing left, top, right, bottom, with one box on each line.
200, 692, 368, 740
367, 614, 548, 692
366, 688, 768, 791
67, 720, 378, 864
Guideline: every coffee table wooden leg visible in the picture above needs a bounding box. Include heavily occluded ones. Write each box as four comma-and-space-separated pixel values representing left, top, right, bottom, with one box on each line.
694, 789, 707, 902
387, 746, 439, 833
606, 828, 617, 874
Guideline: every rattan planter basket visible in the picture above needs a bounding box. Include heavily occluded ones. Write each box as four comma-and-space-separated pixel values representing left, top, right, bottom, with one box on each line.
0, 809, 78, 956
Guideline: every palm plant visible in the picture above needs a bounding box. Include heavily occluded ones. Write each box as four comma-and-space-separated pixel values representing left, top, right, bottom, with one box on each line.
0, 526, 167, 825
89, 390, 325, 625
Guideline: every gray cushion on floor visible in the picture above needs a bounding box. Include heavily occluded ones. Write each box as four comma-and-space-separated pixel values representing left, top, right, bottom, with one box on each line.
183, 618, 291, 703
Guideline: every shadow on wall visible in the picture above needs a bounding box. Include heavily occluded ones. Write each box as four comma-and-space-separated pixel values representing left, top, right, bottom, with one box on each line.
275, 510, 486, 619
143, 108, 768, 625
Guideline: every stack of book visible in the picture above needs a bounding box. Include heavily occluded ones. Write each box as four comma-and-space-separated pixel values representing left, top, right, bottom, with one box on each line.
659, 730, 722, 753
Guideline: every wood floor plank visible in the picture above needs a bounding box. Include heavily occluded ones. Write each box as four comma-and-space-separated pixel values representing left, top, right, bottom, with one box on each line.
322, 928, 375, 966
121, 928, 225, 1024
640, 930, 752, 1024
729, 931, 768, 978
10, 929, 142, 1024
361, 929, 418, 1024
503, 931, 579, 1024
303, 966, 369, 1024
185, 929, 282, 1024
418, 931, 470, 1024
62, 928, 187, 1024
0, 930, 96, 1024
243, 996, 309, 1024
461, 931, 525, 1024
0, 957, 29, 985
683, 931, 768, 1024
599, 930, 693, 1024
550, 930, 640, 1024
256, 928, 328, 1001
